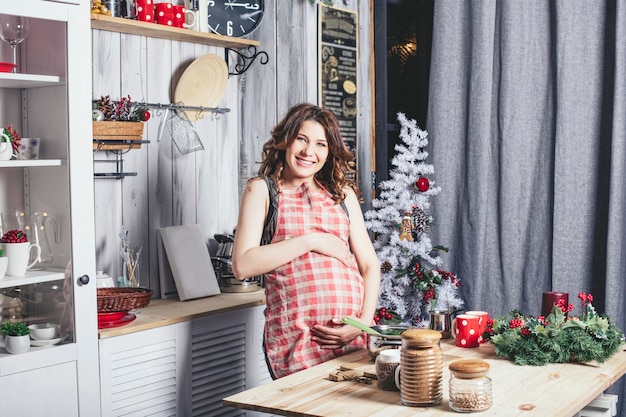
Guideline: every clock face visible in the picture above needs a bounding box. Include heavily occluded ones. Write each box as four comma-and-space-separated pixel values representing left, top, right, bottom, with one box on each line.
207, 0, 265, 37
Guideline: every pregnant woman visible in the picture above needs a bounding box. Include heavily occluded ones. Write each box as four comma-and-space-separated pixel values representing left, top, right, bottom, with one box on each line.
232, 103, 380, 379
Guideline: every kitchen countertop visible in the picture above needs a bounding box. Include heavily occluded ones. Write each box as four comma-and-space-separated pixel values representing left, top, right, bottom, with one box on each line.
98, 289, 266, 339
223, 338, 626, 417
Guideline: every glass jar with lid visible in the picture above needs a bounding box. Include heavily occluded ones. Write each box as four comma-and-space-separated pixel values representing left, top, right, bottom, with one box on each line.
396, 328, 443, 406
448, 359, 493, 412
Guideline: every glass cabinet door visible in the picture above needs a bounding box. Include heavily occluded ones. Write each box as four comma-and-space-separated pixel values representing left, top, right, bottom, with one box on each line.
0, 2, 100, 416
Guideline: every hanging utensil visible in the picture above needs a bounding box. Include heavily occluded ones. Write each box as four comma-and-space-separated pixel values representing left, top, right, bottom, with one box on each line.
168, 110, 204, 154
156, 107, 170, 143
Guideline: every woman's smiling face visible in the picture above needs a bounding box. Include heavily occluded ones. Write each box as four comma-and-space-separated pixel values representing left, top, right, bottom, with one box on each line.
283, 119, 329, 185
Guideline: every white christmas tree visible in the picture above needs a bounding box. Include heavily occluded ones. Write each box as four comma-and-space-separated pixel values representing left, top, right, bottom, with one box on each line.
365, 112, 464, 326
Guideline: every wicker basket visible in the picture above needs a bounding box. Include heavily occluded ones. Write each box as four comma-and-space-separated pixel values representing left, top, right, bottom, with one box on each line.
97, 287, 153, 312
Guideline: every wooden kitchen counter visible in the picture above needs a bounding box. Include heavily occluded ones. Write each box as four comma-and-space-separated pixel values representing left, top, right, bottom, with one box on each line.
98, 290, 266, 339
223, 338, 626, 417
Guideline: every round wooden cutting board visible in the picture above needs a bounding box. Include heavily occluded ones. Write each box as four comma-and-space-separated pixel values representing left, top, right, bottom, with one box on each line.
174, 53, 228, 121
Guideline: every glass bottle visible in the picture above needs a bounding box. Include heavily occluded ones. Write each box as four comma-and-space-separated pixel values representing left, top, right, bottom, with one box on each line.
448, 359, 492, 413
397, 329, 443, 406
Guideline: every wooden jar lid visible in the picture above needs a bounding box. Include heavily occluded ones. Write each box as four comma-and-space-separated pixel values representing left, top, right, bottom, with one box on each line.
449, 359, 490, 378
400, 329, 442, 347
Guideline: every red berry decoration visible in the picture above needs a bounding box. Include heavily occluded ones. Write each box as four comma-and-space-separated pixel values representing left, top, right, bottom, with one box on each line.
414, 177, 430, 192
1, 229, 28, 243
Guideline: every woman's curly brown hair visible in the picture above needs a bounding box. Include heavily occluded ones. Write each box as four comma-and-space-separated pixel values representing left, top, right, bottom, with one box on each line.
257, 103, 358, 203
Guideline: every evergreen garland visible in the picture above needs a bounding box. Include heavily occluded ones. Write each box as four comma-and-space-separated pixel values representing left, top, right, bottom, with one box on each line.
484, 294, 624, 366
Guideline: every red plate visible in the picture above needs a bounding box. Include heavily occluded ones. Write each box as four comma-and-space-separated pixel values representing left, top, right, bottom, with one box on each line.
0, 62, 17, 73
98, 313, 136, 329
98, 311, 128, 324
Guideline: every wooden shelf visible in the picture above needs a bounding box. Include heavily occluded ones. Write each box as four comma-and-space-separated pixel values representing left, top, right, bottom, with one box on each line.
90, 14, 260, 49
0, 269, 65, 290
0, 73, 64, 89
0, 159, 63, 168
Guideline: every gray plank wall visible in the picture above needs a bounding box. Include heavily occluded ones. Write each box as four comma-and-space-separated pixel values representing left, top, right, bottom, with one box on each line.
91, 0, 373, 296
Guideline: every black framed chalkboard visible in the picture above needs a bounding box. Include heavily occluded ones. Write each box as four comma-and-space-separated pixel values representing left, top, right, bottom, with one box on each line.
318, 4, 358, 178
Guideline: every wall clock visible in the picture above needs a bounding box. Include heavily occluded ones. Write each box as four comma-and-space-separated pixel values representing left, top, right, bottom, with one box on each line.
207, 0, 265, 37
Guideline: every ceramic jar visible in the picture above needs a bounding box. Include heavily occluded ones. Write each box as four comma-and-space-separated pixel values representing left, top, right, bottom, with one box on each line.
394, 329, 443, 406
375, 349, 400, 391
448, 359, 492, 413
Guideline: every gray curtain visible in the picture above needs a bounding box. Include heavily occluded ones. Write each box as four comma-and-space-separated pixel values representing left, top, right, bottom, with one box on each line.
427, 0, 626, 413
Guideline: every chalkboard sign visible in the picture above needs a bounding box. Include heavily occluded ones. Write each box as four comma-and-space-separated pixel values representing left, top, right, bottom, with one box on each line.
318, 4, 358, 177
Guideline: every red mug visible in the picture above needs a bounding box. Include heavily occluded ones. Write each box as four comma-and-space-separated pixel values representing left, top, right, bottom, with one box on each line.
452, 314, 481, 348
464, 310, 489, 342
172, 5, 195, 28
155, 2, 174, 26
136, 0, 154, 22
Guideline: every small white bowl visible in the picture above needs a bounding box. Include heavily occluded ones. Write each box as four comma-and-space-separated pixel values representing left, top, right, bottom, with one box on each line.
96, 271, 116, 288
28, 323, 57, 341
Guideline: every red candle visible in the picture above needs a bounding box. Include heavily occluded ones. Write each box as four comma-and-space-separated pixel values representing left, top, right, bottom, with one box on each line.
541, 292, 569, 317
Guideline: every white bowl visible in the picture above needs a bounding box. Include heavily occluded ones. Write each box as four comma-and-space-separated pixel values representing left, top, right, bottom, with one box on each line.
96, 271, 116, 288
28, 323, 57, 341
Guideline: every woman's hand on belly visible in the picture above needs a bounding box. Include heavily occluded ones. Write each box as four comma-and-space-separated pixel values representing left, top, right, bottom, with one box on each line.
310, 317, 363, 350
307, 232, 353, 266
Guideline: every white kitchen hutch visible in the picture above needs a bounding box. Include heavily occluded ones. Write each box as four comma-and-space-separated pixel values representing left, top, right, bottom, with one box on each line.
0, 1, 100, 416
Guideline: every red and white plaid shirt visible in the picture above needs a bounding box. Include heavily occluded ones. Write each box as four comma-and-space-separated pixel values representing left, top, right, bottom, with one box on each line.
264, 182, 365, 378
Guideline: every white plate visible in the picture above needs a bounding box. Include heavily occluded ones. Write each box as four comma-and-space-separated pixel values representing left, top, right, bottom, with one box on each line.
30, 337, 63, 347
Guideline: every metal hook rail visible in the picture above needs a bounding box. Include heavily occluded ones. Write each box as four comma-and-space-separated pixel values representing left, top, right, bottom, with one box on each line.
141, 102, 230, 114
93, 151, 141, 180
92, 99, 231, 115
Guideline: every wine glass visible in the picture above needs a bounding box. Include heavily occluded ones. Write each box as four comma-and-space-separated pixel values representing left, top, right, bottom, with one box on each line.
0, 15, 29, 73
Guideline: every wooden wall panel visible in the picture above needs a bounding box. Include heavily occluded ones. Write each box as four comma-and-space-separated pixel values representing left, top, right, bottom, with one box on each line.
121, 34, 150, 289
237, 0, 277, 195
92, 0, 374, 297
92, 29, 124, 281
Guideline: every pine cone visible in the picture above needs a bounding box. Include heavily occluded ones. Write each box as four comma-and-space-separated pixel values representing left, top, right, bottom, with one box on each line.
411, 206, 431, 239
381, 261, 393, 274
96, 95, 115, 121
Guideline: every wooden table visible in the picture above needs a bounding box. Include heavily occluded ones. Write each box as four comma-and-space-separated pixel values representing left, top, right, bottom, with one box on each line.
223, 338, 626, 417
98, 291, 266, 338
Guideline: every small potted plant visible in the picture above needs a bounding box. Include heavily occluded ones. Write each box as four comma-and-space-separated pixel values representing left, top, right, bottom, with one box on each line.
1, 321, 31, 354
0, 124, 21, 161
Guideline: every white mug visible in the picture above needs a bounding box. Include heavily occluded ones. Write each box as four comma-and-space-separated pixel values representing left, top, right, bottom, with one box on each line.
2, 242, 42, 276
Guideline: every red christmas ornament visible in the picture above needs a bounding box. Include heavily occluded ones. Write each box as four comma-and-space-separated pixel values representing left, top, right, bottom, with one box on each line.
414, 177, 430, 192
